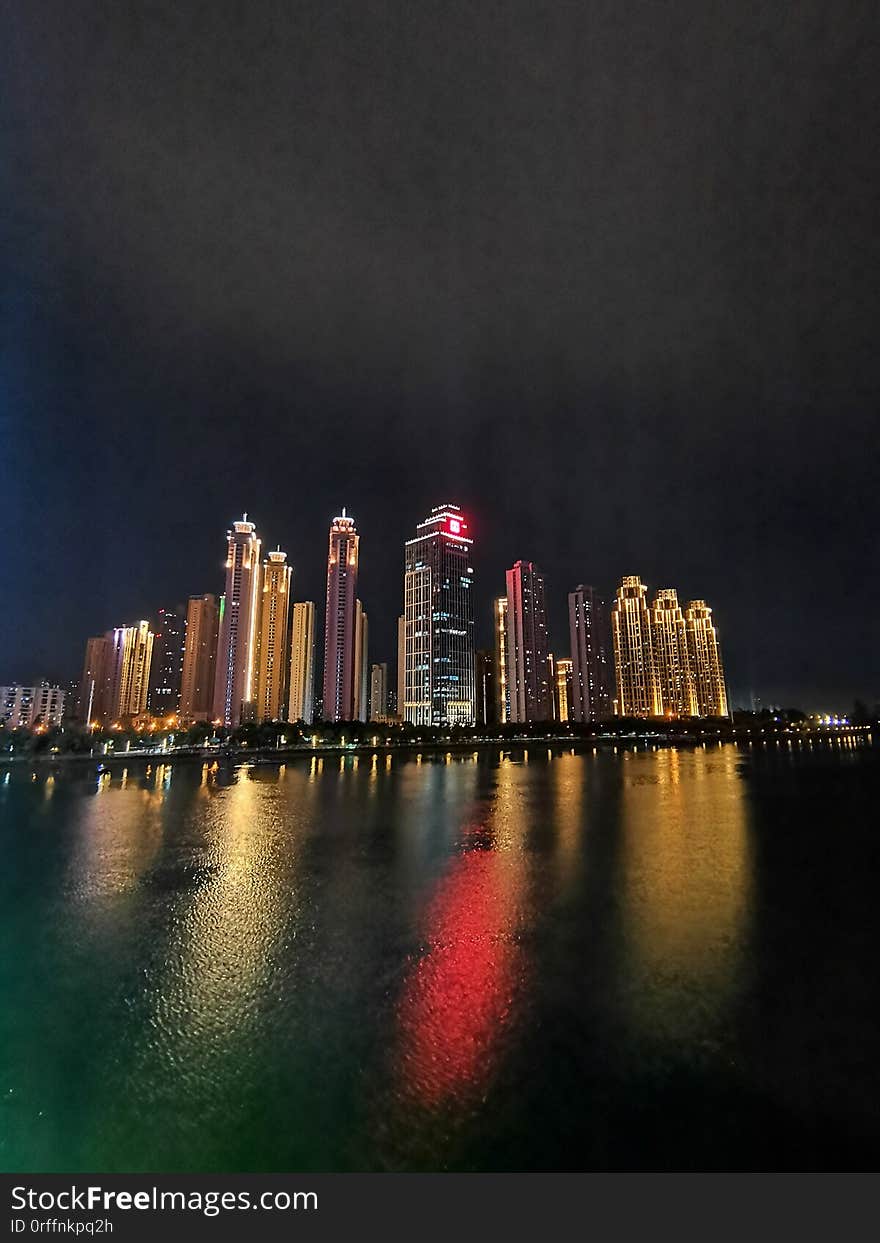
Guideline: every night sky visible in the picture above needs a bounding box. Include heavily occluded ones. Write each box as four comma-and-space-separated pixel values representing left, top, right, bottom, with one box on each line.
3, 2, 878, 709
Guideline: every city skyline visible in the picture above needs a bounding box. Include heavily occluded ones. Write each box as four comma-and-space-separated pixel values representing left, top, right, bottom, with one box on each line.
5, 488, 872, 715
5, 497, 865, 718
54, 501, 743, 728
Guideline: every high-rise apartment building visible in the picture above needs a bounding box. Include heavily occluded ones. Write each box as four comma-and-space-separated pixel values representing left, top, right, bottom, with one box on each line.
685, 600, 729, 717
567, 585, 611, 722
403, 504, 476, 727
505, 560, 552, 722
611, 576, 661, 717
180, 594, 219, 722
255, 548, 292, 722
213, 515, 262, 727
148, 606, 185, 715
107, 621, 154, 721
288, 602, 316, 724
78, 635, 111, 724
0, 683, 66, 728
650, 588, 697, 717
354, 600, 369, 722
322, 511, 360, 722
369, 662, 388, 722
494, 596, 510, 724
554, 658, 573, 723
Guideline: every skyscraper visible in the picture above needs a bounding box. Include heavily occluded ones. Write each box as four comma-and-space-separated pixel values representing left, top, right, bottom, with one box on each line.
505, 560, 552, 722
213, 515, 262, 727
369, 662, 388, 722
685, 600, 729, 717
180, 594, 219, 722
147, 606, 185, 715
322, 510, 359, 722
494, 596, 510, 724
354, 600, 369, 722
288, 602, 316, 724
611, 576, 661, 717
255, 548, 292, 722
650, 588, 697, 717
403, 504, 476, 727
567, 585, 611, 722
107, 621, 154, 721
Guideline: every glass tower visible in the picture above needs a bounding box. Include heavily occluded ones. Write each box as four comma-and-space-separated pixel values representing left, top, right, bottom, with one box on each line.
403, 504, 476, 727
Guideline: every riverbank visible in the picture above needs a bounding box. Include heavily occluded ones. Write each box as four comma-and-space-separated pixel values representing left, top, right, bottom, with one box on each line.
1, 725, 870, 766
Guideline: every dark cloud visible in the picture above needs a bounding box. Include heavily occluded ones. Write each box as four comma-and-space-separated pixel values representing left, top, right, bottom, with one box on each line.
2, 1, 877, 708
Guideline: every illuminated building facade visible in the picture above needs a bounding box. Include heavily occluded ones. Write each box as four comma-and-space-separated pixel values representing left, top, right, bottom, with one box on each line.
494, 596, 510, 724
107, 621, 155, 721
255, 548, 292, 721
0, 683, 66, 729
567, 585, 611, 722
213, 515, 262, 727
288, 602, 316, 724
180, 594, 219, 722
685, 600, 729, 717
554, 658, 573, 723
78, 635, 111, 724
369, 662, 388, 722
650, 588, 697, 717
354, 600, 369, 722
322, 510, 360, 722
505, 560, 552, 722
147, 606, 185, 714
403, 504, 476, 727
611, 576, 661, 717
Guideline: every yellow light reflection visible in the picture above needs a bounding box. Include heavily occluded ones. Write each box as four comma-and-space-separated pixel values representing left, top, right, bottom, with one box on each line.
618, 745, 752, 1044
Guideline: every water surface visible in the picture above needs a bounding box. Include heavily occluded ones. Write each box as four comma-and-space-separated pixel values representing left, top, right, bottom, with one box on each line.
2, 742, 877, 1170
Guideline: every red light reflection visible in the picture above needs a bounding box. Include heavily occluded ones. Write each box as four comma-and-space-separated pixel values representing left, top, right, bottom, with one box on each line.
396, 848, 520, 1108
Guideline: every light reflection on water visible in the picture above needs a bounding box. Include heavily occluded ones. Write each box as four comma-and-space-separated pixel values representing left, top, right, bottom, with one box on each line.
618, 747, 752, 1046
0, 740, 877, 1171
395, 758, 528, 1113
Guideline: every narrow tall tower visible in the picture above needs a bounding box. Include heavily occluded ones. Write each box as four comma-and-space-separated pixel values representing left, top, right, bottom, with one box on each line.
568, 585, 611, 722
354, 599, 369, 723
494, 596, 510, 724
611, 576, 661, 717
288, 602, 316, 724
403, 504, 475, 726
685, 600, 729, 717
650, 588, 697, 717
213, 515, 262, 727
180, 594, 219, 722
254, 549, 292, 722
475, 650, 497, 726
505, 560, 552, 722
322, 510, 359, 721
554, 658, 573, 723
396, 614, 406, 723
